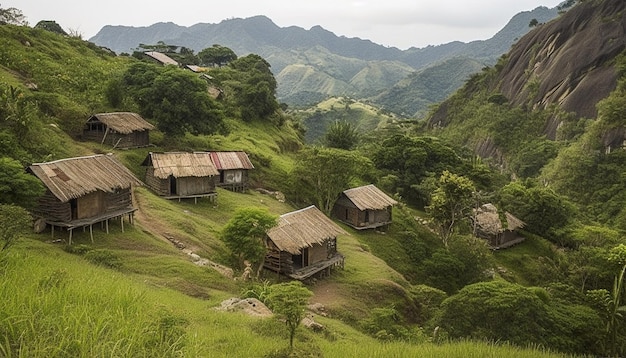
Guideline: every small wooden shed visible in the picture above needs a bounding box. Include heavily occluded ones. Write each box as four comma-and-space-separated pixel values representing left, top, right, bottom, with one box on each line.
27, 154, 142, 243
83, 112, 155, 148
141, 152, 219, 202
332, 184, 398, 230
264, 205, 347, 281
208, 151, 254, 192
472, 203, 526, 249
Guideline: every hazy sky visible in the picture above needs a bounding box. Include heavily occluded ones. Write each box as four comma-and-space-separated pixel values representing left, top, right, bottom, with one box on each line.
7, 0, 563, 49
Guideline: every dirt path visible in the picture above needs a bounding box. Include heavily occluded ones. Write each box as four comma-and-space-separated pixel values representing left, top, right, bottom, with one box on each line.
133, 193, 234, 279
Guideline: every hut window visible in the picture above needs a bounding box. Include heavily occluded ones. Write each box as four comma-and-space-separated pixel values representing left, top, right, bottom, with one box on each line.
365, 210, 370, 223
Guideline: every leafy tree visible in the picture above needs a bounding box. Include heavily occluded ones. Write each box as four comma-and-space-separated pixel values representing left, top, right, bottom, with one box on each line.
198, 45, 237, 67
0, 204, 31, 255
427, 171, 475, 246
498, 180, 576, 245
0, 85, 39, 141
586, 245, 626, 357
267, 281, 313, 350
0, 157, 45, 208
529, 18, 539, 27
438, 280, 603, 355
291, 147, 372, 215
228, 54, 279, 121
220, 208, 277, 277
324, 120, 359, 150
0, 5, 27, 25
372, 135, 468, 206
121, 63, 225, 137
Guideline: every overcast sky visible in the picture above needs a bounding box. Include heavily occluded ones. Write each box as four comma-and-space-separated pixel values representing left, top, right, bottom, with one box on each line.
7, 0, 563, 49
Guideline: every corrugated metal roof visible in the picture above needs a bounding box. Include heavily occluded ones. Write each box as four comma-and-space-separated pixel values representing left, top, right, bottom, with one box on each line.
208, 151, 254, 170
88, 112, 155, 134
28, 154, 142, 203
342, 184, 397, 211
144, 51, 179, 66
267, 206, 348, 255
143, 152, 219, 179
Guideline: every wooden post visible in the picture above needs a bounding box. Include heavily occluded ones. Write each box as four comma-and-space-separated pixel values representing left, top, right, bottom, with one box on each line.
105, 219, 109, 234
120, 215, 124, 232
101, 127, 109, 145
89, 225, 94, 243
69, 228, 73, 245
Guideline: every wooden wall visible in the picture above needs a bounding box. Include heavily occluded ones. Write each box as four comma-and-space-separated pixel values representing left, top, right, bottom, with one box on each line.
144, 168, 170, 196
83, 128, 150, 148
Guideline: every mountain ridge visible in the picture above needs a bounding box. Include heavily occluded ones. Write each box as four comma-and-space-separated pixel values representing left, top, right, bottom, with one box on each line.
90, 7, 559, 111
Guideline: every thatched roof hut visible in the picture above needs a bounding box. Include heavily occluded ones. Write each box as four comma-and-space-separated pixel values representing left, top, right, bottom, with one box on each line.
332, 184, 397, 230
208, 151, 254, 191
472, 203, 526, 249
28, 154, 142, 243
83, 112, 155, 148
28, 154, 141, 203
265, 205, 347, 280
141, 152, 219, 202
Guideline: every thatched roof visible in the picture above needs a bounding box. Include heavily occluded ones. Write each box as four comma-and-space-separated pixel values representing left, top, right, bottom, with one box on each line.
505, 212, 526, 231
144, 51, 178, 66
208, 151, 254, 170
473, 203, 503, 236
88, 112, 154, 134
473, 204, 526, 236
342, 184, 397, 210
141, 152, 219, 179
267, 206, 348, 255
28, 154, 142, 203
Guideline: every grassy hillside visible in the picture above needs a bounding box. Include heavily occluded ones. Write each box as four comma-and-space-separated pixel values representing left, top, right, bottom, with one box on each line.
295, 97, 408, 144
0, 21, 608, 357
0, 187, 569, 357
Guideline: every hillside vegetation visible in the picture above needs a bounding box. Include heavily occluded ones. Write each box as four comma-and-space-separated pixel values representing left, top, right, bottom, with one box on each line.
1, 2, 625, 356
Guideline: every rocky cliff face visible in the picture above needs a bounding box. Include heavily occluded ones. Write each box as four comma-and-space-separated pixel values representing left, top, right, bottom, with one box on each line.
496, 0, 625, 138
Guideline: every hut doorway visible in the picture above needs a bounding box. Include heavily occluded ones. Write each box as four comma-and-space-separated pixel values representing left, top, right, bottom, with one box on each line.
70, 199, 78, 220
169, 175, 177, 195
293, 248, 309, 268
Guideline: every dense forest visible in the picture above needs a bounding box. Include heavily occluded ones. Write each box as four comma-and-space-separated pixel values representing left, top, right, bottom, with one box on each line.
0, 1, 625, 357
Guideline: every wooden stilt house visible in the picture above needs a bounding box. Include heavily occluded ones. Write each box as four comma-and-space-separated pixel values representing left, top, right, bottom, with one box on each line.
208, 151, 254, 192
141, 152, 219, 202
83, 112, 154, 148
27, 154, 142, 244
264, 205, 347, 281
332, 184, 397, 230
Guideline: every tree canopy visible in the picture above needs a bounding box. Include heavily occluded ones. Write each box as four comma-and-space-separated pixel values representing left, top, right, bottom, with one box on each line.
118, 62, 225, 137
267, 281, 313, 350
198, 45, 237, 67
220, 208, 277, 276
290, 147, 372, 215
427, 170, 476, 246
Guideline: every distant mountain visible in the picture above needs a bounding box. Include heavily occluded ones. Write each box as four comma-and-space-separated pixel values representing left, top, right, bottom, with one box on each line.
90, 7, 559, 114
